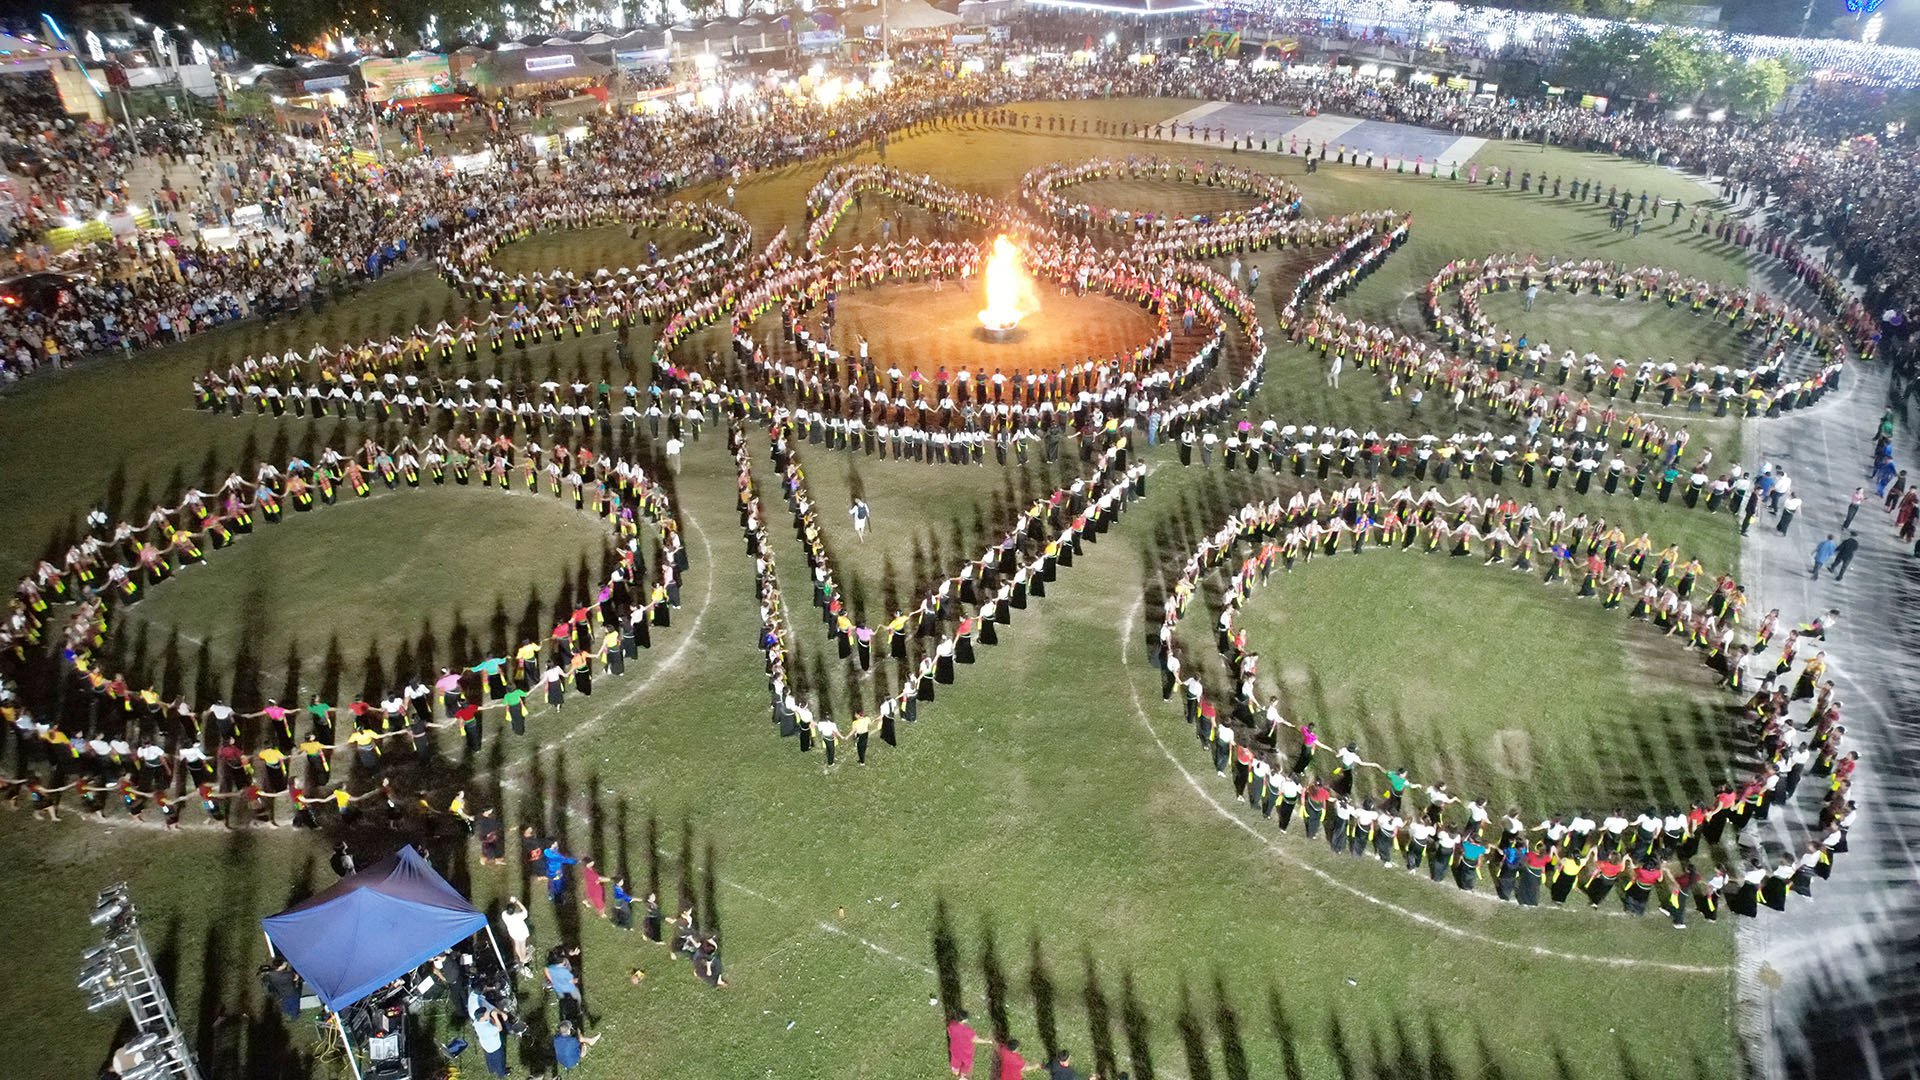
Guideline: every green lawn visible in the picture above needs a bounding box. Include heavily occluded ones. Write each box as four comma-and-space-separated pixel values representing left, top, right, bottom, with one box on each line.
0, 100, 1774, 1080
120, 488, 614, 699
780, 442, 1078, 626
488, 221, 715, 278
1476, 288, 1764, 366
1178, 550, 1738, 817
1059, 176, 1265, 217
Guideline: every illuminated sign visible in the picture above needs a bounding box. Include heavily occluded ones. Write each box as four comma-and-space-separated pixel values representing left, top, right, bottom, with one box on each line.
524, 54, 577, 73
361, 55, 452, 99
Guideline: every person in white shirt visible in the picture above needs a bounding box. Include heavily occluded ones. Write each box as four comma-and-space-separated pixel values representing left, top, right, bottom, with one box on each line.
1274, 772, 1302, 831
501, 897, 532, 965
814, 716, 841, 766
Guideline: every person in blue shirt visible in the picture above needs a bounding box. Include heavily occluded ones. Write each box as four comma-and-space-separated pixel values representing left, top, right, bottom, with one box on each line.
1455, 837, 1489, 892
546, 946, 585, 1025
609, 878, 635, 930
542, 842, 576, 901
551, 1020, 600, 1070
1811, 534, 1838, 579
469, 1000, 508, 1077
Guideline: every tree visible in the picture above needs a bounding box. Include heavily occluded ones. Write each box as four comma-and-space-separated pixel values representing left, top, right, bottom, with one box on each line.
1552, 25, 1644, 94
1725, 57, 1793, 116
1641, 30, 1705, 102
1692, 47, 1740, 102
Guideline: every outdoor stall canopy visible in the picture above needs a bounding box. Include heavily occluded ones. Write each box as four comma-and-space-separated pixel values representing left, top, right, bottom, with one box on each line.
260, 846, 488, 1013
842, 0, 963, 40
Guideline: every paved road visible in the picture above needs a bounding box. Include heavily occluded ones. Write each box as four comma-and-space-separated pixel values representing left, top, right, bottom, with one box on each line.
1735, 350, 1920, 1080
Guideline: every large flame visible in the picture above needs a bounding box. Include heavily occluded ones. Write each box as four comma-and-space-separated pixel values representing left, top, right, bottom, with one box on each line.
978, 235, 1032, 332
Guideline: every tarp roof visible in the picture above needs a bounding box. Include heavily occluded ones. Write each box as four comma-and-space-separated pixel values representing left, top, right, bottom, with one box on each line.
842, 0, 962, 33
472, 46, 611, 85
261, 847, 487, 1013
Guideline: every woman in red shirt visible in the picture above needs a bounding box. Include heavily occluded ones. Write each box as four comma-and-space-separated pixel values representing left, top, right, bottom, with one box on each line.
1518, 845, 1552, 907
1623, 859, 1662, 916
1583, 851, 1625, 909
1303, 779, 1331, 840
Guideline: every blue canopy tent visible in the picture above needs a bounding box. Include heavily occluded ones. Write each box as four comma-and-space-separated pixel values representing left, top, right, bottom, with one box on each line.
262, 846, 495, 1079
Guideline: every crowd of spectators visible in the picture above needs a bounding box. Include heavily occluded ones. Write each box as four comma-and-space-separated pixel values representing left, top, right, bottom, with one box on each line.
4, 46, 1920, 385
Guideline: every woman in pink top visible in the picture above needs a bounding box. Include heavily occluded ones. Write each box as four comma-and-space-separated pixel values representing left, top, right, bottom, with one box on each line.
580, 858, 607, 917
946, 1010, 976, 1076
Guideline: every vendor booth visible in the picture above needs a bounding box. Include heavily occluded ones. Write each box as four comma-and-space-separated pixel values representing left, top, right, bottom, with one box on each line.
262, 847, 504, 1080
468, 45, 612, 98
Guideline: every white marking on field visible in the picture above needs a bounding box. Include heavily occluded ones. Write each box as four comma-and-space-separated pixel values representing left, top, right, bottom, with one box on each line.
1286, 115, 1364, 151
504, 508, 719, 765
1162, 102, 1231, 130
1438, 136, 1489, 167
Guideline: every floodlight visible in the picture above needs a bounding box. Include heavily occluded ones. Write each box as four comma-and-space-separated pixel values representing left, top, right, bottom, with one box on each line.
90, 897, 128, 926
117, 1060, 165, 1080
120, 1031, 162, 1055
77, 961, 116, 989
85, 989, 124, 1012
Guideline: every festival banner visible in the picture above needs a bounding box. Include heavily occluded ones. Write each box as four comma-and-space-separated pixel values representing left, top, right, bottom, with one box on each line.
361, 56, 453, 102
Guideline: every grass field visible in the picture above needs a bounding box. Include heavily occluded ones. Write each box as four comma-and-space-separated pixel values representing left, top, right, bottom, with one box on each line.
0, 99, 1778, 1080
121, 489, 614, 699
488, 222, 715, 278
1475, 288, 1772, 369
1178, 552, 1739, 818
1061, 176, 1266, 217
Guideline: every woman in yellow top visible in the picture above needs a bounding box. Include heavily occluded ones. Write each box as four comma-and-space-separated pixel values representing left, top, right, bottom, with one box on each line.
849, 712, 873, 765
347, 727, 380, 771
601, 627, 625, 678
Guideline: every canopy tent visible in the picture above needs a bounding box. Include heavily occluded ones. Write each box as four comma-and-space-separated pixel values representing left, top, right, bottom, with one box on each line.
470, 46, 611, 90
261, 846, 488, 1013
843, 0, 963, 37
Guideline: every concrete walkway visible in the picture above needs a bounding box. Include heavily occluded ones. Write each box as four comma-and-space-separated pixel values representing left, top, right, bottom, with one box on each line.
1735, 355, 1920, 1080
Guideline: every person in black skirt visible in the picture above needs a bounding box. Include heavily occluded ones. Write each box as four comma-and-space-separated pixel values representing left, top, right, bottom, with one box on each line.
1731, 861, 1765, 917
1517, 845, 1549, 906
642, 893, 664, 943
